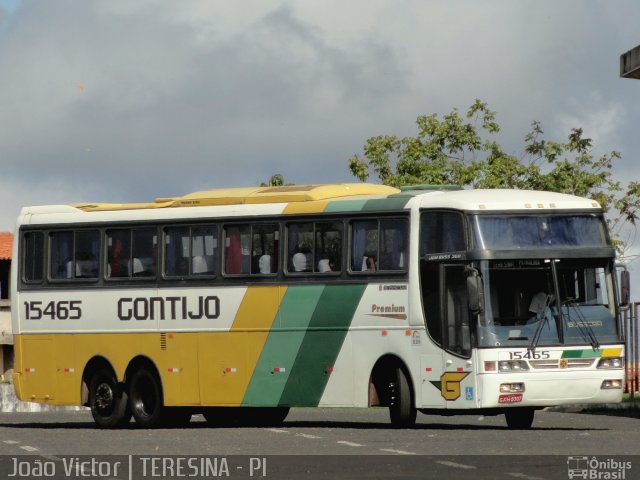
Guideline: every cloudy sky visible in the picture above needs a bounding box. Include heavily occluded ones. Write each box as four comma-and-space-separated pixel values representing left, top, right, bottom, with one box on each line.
1, 0, 640, 282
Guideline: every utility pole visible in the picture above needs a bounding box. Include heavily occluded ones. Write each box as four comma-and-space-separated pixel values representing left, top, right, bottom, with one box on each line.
620, 44, 640, 403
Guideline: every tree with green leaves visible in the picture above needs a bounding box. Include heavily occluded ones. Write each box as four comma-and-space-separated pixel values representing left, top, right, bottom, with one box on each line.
260, 174, 286, 187
348, 99, 640, 259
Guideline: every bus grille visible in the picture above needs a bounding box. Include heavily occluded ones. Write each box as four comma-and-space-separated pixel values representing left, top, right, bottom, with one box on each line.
160, 333, 167, 350
529, 359, 595, 369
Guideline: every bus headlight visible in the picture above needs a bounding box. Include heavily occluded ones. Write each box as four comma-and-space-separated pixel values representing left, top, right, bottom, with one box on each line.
498, 360, 530, 372
601, 379, 622, 389
597, 357, 623, 369
500, 382, 525, 393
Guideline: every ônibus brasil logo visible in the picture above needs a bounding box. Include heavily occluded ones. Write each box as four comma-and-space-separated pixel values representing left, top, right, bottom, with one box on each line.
567, 456, 632, 479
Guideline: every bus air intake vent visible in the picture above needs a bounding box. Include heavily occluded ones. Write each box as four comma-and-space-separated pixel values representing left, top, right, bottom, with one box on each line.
529, 359, 595, 369
160, 333, 167, 351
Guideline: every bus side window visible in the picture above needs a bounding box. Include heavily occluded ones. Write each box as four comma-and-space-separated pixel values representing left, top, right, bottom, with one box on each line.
132, 228, 158, 277
191, 225, 217, 276
106, 230, 131, 278
351, 218, 407, 273
287, 223, 313, 272
379, 218, 407, 270
48, 230, 99, 280
420, 211, 465, 256
224, 225, 250, 275
286, 221, 341, 274
49, 232, 73, 280
351, 220, 377, 272
165, 225, 217, 278
74, 230, 99, 278
315, 221, 342, 273
23, 231, 44, 283
164, 227, 190, 277
251, 224, 278, 275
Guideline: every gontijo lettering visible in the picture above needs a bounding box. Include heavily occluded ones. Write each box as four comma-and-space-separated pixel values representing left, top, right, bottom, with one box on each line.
118, 295, 220, 321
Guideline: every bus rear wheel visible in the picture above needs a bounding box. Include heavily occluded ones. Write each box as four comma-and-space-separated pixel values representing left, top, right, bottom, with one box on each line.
505, 407, 535, 429
89, 368, 130, 429
389, 367, 416, 427
129, 368, 163, 428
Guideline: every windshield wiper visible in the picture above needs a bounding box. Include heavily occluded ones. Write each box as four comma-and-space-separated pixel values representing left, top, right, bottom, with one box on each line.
561, 298, 600, 350
529, 294, 553, 352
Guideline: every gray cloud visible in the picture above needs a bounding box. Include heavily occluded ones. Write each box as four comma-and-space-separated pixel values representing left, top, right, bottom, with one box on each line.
0, 1, 410, 208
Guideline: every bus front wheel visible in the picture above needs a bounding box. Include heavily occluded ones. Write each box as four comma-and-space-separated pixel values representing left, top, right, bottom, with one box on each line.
89, 368, 130, 429
389, 367, 416, 427
129, 368, 163, 428
505, 407, 535, 429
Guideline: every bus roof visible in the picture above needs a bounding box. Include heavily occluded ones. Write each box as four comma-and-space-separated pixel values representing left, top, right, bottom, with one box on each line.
415, 188, 602, 211
18, 185, 602, 225
72, 183, 401, 212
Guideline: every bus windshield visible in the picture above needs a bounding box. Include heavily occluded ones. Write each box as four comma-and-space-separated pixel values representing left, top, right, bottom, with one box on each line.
476, 258, 621, 348
472, 214, 608, 249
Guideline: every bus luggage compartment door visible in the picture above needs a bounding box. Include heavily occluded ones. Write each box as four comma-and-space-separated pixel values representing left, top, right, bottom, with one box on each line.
19, 336, 56, 401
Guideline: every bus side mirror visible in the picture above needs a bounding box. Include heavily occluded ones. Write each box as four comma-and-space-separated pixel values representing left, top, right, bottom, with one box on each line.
620, 269, 630, 310
467, 273, 485, 314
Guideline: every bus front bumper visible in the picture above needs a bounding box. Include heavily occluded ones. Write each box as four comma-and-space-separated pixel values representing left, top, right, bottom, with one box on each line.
478, 371, 625, 409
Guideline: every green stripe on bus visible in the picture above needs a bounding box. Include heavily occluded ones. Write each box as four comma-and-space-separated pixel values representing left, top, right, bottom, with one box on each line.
323, 199, 370, 213
561, 349, 601, 359
323, 196, 410, 213
242, 285, 324, 406
278, 284, 366, 406
361, 197, 410, 211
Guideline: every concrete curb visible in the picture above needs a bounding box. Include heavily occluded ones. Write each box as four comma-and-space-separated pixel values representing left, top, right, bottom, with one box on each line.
546, 403, 639, 413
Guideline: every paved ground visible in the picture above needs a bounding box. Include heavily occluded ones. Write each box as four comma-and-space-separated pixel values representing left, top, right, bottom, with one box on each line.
0, 408, 638, 479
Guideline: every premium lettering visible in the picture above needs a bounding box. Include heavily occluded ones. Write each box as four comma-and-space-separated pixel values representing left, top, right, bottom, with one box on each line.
371, 304, 405, 314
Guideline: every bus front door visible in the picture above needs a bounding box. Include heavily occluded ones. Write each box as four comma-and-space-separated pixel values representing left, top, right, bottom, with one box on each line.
438, 264, 477, 409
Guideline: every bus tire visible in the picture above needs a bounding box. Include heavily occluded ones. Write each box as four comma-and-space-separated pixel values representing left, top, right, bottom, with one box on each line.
505, 407, 535, 429
129, 368, 163, 428
389, 366, 416, 427
89, 368, 130, 429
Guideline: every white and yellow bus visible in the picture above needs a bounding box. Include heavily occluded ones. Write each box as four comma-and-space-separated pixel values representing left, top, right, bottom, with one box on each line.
11, 184, 629, 429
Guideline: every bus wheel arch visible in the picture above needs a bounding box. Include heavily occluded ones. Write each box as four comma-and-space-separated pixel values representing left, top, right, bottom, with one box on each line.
126, 356, 164, 428
82, 357, 130, 429
369, 355, 417, 427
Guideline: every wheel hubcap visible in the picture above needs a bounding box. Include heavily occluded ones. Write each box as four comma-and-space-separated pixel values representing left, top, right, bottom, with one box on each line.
95, 383, 114, 412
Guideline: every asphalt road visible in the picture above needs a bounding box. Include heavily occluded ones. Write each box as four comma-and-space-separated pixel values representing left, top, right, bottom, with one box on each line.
0, 408, 638, 479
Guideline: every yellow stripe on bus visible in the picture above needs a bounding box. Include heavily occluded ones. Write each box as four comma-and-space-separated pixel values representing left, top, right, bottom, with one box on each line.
196, 286, 287, 406
283, 200, 330, 214
600, 348, 623, 358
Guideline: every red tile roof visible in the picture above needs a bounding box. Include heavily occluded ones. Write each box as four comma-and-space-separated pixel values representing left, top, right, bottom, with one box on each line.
0, 232, 13, 260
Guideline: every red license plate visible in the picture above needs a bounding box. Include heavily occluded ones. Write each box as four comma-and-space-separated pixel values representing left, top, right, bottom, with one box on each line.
498, 393, 523, 404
